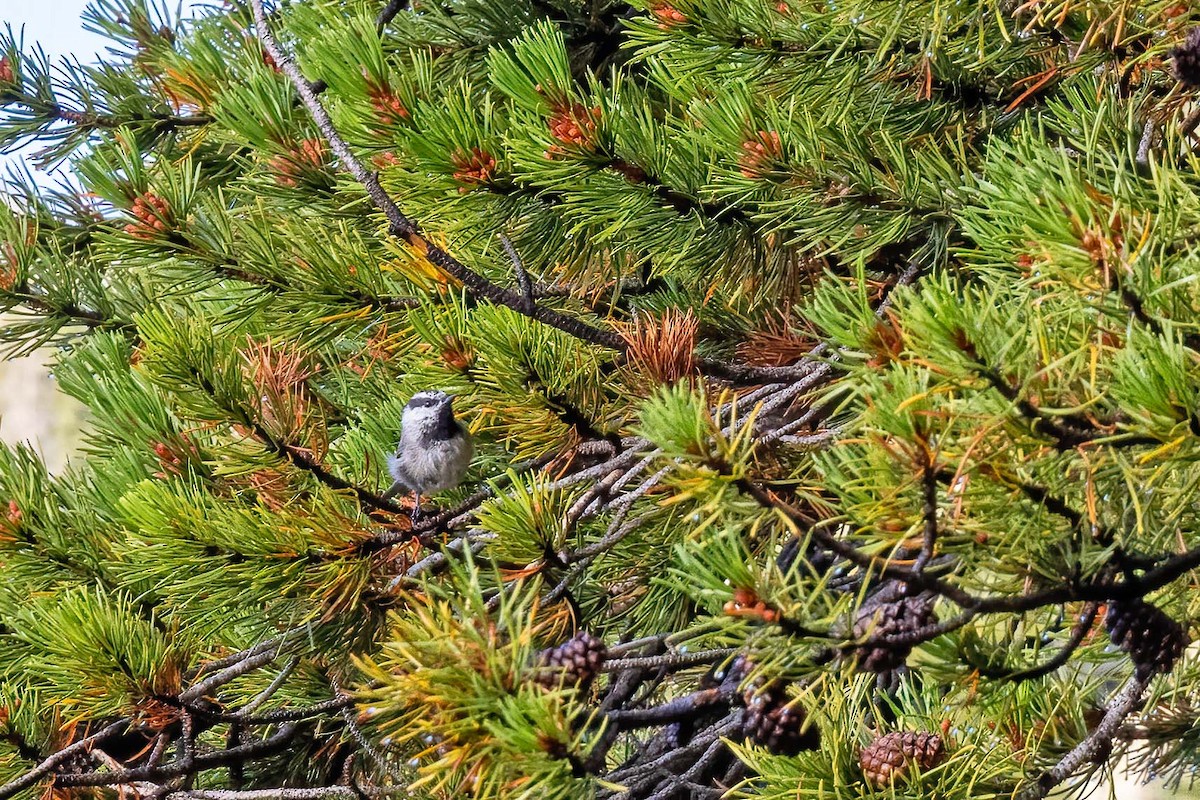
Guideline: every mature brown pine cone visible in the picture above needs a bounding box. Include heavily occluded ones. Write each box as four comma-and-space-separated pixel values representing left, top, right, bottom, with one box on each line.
1173, 27, 1200, 87
1105, 598, 1189, 679
743, 682, 820, 756
532, 630, 607, 689
860, 731, 945, 787
853, 590, 937, 673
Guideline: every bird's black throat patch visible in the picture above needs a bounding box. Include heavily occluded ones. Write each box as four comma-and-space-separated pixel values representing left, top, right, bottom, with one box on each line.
429, 400, 461, 441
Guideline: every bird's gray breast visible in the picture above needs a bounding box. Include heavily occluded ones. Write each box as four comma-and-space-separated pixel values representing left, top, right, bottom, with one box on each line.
391, 425, 473, 493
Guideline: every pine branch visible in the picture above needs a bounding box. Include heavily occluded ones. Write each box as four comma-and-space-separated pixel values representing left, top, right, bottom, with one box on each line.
981, 601, 1101, 682
742, 476, 1200, 614
0, 627, 316, 799
13, 288, 130, 333
374, 0, 409, 33
973, 360, 1157, 450
248, 420, 408, 517
1017, 674, 1150, 800
1110, 269, 1200, 353
7, 94, 213, 133
249, 0, 825, 386
165, 788, 409, 799
249, 2, 625, 349
55, 724, 301, 788
855, 609, 977, 649
604, 157, 754, 226
0, 720, 131, 800
164, 237, 421, 313
913, 448, 939, 573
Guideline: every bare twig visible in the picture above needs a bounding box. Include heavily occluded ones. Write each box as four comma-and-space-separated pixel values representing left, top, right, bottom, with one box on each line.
374, 0, 408, 33
234, 696, 355, 725
1181, 106, 1200, 140
182, 645, 287, 703
337, 701, 406, 782
602, 648, 737, 674
1136, 120, 1157, 167
166, 788, 409, 800
56, 725, 301, 788
499, 233, 534, 310
0, 720, 130, 800
240, 656, 301, 716
193, 630, 303, 677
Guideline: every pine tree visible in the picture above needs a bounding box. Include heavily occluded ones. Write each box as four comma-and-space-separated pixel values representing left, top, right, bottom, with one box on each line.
0, 1, 1199, 799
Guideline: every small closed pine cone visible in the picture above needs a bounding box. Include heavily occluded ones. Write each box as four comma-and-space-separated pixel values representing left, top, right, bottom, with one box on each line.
532, 630, 606, 689
860, 731, 945, 788
1173, 27, 1200, 87
853, 592, 937, 673
1105, 598, 1189, 678
742, 683, 820, 756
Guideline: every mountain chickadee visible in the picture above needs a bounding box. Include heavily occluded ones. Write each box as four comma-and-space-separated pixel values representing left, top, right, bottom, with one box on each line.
383, 390, 473, 518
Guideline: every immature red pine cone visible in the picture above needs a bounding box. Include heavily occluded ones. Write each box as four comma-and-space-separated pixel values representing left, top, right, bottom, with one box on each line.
532, 630, 607, 689
368, 85, 409, 125
451, 148, 497, 189
269, 139, 326, 187
123, 192, 172, 239
651, 5, 687, 28
738, 130, 781, 178
547, 104, 599, 147
860, 731, 945, 787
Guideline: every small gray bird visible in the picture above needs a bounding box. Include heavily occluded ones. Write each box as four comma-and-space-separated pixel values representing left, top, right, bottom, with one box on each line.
383, 390, 473, 518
